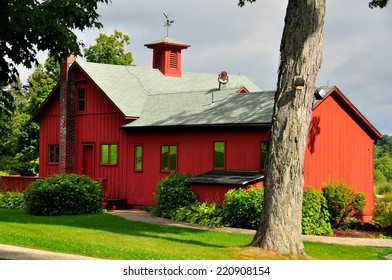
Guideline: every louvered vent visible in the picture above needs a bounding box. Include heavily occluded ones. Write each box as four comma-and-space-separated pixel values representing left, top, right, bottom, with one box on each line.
169, 50, 178, 68
155, 50, 163, 68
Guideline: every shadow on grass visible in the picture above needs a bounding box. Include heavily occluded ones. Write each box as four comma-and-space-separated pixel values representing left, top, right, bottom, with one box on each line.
0, 209, 231, 249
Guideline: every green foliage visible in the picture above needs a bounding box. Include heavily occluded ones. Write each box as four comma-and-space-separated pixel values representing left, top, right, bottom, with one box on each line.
27, 55, 60, 115
370, 201, 392, 229
375, 183, 392, 195
174, 203, 227, 227
369, 0, 390, 9
302, 187, 332, 235
322, 180, 366, 228
374, 135, 392, 183
152, 172, 197, 218
338, 217, 364, 230
84, 30, 134, 65
171, 187, 264, 229
24, 174, 103, 216
0, 192, 25, 209
0, 0, 109, 84
0, 55, 59, 175
374, 154, 392, 182
223, 187, 264, 229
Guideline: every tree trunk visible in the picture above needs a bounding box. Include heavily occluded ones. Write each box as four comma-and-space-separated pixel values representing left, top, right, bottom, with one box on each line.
251, 0, 326, 255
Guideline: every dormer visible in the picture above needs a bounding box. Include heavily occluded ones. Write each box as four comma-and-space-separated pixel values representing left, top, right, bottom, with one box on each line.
144, 36, 190, 77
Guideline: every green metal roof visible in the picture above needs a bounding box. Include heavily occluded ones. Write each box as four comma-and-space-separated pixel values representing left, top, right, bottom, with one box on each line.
124, 90, 275, 128
76, 61, 262, 120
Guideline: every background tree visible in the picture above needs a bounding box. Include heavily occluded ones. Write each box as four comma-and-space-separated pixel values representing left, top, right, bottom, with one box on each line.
238, 0, 389, 256
374, 135, 392, 183
84, 30, 134, 65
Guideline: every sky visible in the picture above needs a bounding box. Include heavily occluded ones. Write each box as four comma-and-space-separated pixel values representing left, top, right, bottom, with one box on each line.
20, 0, 392, 135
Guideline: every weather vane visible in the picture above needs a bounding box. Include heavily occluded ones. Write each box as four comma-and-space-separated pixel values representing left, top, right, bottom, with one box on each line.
163, 13, 174, 37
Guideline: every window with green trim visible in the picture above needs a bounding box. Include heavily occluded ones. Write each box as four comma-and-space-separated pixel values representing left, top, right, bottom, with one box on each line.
101, 144, 117, 164
134, 145, 143, 171
161, 145, 177, 171
214, 141, 225, 169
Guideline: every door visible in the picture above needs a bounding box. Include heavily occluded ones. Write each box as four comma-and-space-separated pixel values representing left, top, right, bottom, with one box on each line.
82, 144, 95, 178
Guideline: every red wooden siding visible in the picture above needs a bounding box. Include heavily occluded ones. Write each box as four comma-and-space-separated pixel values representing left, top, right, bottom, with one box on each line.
1, 176, 42, 192
124, 129, 269, 206
304, 92, 375, 221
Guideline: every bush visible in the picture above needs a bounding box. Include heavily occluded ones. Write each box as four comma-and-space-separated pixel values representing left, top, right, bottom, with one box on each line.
174, 202, 227, 227
375, 183, 392, 195
0, 191, 25, 209
24, 174, 103, 216
222, 187, 264, 229
371, 201, 392, 229
152, 172, 197, 219
302, 187, 332, 235
322, 180, 366, 228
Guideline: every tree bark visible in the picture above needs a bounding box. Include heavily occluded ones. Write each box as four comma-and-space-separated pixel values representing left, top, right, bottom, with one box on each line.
250, 0, 326, 255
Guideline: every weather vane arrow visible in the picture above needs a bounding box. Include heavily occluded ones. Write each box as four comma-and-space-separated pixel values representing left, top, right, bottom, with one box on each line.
163, 13, 174, 37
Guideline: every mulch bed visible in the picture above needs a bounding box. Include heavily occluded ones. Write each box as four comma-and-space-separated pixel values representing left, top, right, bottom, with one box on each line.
333, 227, 392, 238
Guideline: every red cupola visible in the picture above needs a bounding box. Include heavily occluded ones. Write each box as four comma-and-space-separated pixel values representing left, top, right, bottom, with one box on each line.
144, 36, 190, 77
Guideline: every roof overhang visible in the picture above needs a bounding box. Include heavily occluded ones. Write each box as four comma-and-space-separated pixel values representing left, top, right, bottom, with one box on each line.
188, 170, 265, 186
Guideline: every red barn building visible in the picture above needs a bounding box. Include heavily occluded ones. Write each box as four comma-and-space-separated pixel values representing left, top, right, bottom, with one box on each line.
31, 36, 382, 221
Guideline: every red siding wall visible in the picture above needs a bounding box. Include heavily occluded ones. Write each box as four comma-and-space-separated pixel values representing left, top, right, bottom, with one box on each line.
124, 129, 269, 206
304, 94, 375, 221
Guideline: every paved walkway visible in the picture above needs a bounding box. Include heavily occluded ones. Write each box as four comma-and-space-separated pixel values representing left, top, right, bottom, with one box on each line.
1, 209, 391, 260
112, 210, 392, 247
0, 244, 99, 260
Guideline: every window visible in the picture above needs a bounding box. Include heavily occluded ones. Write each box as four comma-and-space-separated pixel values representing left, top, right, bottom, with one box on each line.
214, 141, 225, 169
101, 144, 117, 165
49, 144, 59, 163
134, 145, 143, 171
261, 141, 269, 170
77, 88, 86, 113
161, 145, 177, 171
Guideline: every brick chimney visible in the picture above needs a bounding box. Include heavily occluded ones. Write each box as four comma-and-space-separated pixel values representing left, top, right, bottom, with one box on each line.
59, 55, 76, 174
144, 36, 190, 77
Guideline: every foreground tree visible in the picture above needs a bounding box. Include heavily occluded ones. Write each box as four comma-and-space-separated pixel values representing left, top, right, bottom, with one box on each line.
238, 0, 389, 256
0, 0, 109, 84
84, 30, 134, 65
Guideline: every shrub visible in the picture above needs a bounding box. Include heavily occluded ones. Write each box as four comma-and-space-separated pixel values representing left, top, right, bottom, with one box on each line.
24, 174, 103, 216
370, 201, 392, 229
222, 186, 264, 229
375, 183, 392, 195
152, 172, 197, 219
322, 180, 366, 228
0, 191, 25, 209
302, 187, 332, 235
174, 202, 227, 227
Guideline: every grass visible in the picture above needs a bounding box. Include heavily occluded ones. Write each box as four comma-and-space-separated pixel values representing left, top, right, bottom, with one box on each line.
0, 209, 391, 260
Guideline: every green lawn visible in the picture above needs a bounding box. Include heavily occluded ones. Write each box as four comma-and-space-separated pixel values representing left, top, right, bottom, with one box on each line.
0, 209, 391, 260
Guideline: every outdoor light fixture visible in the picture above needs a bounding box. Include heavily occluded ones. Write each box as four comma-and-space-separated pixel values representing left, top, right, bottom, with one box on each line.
315, 88, 327, 100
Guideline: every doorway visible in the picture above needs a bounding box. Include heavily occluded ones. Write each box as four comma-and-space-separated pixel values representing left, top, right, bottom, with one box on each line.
82, 144, 95, 178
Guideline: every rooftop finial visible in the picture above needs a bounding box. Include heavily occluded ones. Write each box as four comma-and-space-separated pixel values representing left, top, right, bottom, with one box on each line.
163, 13, 174, 37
